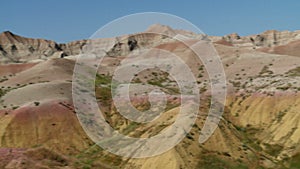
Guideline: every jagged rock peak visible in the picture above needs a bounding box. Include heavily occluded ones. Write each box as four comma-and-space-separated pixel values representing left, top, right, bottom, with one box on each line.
0, 31, 19, 43
0, 31, 14, 36
145, 24, 176, 36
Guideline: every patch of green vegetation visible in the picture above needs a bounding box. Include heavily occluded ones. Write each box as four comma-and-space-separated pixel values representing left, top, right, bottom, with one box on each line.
32, 144, 42, 148
122, 122, 139, 135
94, 74, 119, 108
81, 159, 93, 169
276, 110, 287, 123
147, 79, 164, 87
0, 88, 6, 97
50, 154, 68, 165
165, 86, 180, 94
82, 166, 91, 169
276, 84, 292, 91
289, 153, 300, 169
95, 86, 112, 104
235, 125, 263, 151
74, 144, 122, 169
263, 143, 283, 157
196, 155, 248, 169
95, 74, 111, 86
286, 67, 300, 77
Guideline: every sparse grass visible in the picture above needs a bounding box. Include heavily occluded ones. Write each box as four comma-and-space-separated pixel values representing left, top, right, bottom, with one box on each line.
196, 155, 249, 169
263, 143, 283, 157
95, 74, 111, 86
94, 75, 113, 103
165, 101, 180, 111
82, 165, 91, 169
32, 144, 42, 148
289, 153, 300, 169
95, 86, 111, 104
122, 122, 139, 135
74, 144, 123, 168
276, 110, 286, 123
148, 80, 164, 87
235, 125, 263, 152
165, 86, 180, 94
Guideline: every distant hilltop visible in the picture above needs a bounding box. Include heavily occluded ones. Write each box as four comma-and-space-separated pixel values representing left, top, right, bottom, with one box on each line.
1, 24, 300, 63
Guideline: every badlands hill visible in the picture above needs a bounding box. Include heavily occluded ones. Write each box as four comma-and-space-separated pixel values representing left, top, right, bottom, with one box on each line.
0, 25, 300, 169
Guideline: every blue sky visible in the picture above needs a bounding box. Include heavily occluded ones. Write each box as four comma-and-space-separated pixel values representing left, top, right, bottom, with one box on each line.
1, 0, 300, 43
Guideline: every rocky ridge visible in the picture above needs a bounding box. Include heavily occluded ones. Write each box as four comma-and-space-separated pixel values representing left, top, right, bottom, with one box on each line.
0, 25, 300, 168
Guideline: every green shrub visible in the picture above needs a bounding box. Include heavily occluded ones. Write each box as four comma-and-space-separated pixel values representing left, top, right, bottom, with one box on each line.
286, 67, 300, 77
0, 89, 5, 97
95, 74, 111, 86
